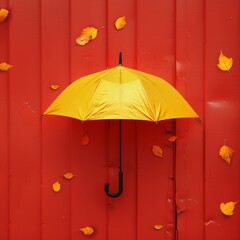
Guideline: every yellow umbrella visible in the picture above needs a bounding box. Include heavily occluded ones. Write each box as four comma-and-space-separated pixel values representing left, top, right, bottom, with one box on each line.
44, 53, 198, 197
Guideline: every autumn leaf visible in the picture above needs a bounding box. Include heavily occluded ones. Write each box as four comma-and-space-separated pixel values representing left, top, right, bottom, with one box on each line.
115, 16, 127, 30
152, 145, 163, 158
52, 181, 61, 192
219, 145, 234, 164
63, 172, 74, 180
50, 84, 60, 90
168, 136, 178, 142
80, 226, 94, 235
154, 224, 163, 230
76, 27, 98, 46
0, 9, 9, 22
0, 62, 13, 71
220, 201, 237, 216
217, 51, 233, 71
81, 132, 90, 145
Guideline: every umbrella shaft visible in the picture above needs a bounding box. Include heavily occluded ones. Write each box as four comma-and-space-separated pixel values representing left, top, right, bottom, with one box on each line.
119, 120, 122, 172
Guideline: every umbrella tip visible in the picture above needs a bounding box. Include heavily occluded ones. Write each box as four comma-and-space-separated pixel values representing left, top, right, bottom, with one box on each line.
118, 52, 122, 66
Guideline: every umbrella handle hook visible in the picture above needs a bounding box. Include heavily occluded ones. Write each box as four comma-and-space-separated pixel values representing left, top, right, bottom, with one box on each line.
104, 171, 123, 198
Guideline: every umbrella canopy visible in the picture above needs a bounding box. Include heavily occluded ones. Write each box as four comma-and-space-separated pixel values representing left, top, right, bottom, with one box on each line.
44, 55, 198, 198
44, 66, 198, 122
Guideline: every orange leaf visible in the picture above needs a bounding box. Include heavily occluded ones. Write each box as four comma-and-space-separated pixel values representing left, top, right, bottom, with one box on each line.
152, 145, 163, 158
168, 136, 178, 142
115, 16, 127, 30
217, 51, 233, 71
76, 27, 97, 46
154, 224, 163, 230
50, 84, 60, 90
220, 201, 237, 216
0, 62, 13, 71
219, 145, 234, 164
63, 172, 74, 180
52, 181, 61, 192
0, 9, 9, 22
80, 226, 94, 235
81, 132, 90, 145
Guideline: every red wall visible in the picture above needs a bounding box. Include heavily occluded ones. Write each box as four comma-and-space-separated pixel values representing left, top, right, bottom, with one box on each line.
0, 0, 239, 240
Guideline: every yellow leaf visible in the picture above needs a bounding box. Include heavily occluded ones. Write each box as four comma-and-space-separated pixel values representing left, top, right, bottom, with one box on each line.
81, 132, 90, 145
154, 224, 163, 230
63, 172, 74, 180
220, 201, 237, 216
80, 226, 94, 235
76, 27, 98, 46
115, 16, 127, 30
219, 145, 234, 164
152, 145, 163, 158
217, 51, 233, 71
50, 84, 60, 90
52, 181, 61, 192
0, 62, 13, 71
168, 136, 178, 142
0, 8, 9, 22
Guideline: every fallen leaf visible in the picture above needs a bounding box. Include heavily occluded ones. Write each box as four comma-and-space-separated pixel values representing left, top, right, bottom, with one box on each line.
220, 201, 237, 216
219, 145, 234, 164
80, 226, 94, 235
154, 224, 163, 230
0, 8, 9, 22
152, 145, 163, 158
50, 84, 60, 90
63, 172, 74, 180
217, 51, 233, 71
52, 181, 61, 192
81, 132, 90, 145
168, 136, 178, 142
0, 62, 13, 71
115, 16, 127, 30
76, 27, 97, 46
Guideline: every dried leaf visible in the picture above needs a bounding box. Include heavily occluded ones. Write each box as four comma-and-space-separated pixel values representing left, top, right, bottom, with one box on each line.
76, 27, 97, 46
217, 51, 233, 71
63, 172, 74, 180
152, 145, 163, 158
0, 62, 13, 71
80, 226, 94, 235
154, 224, 163, 230
168, 136, 178, 142
220, 201, 237, 216
50, 84, 60, 90
0, 8, 9, 22
81, 132, 90, 145
52, 181, 61, 192
219, 145, 234, 164
115, 16, 127, 30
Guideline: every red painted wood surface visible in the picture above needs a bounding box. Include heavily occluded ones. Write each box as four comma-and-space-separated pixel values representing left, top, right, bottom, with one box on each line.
0, 0, 239, 240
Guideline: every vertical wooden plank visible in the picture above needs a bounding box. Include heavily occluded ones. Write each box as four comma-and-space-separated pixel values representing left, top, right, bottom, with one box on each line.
106, 120, 137, 240
136, 1, 176, 239
204, 0, 240, 239
106, 1, 138, 239
137, 0, 175, 79
70, 121, 107, 240
71, 0, 107, 78
107, 0, 136, 68
137, 121, 175, 240
70, 1, 107, 239
8, 0, 41, 239
175, 0, 204, 239
41, 0, 71, 239
0, 1, 9, 239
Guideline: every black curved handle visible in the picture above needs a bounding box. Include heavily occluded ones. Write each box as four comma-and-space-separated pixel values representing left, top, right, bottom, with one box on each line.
104, 171, 123, 198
